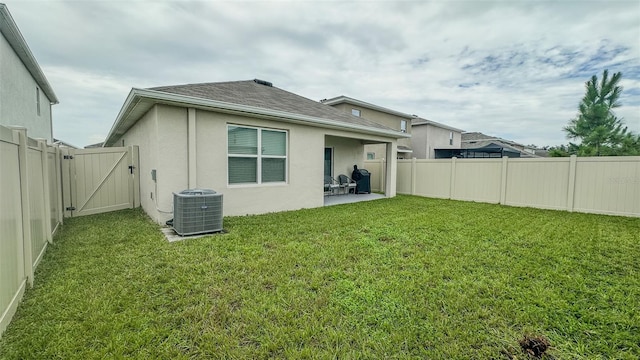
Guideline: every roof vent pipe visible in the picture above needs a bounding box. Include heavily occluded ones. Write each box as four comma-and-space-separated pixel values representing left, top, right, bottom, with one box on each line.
253, 79, 273, 87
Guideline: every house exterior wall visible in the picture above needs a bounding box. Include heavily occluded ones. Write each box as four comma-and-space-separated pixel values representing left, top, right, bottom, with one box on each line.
113, 104, 397, 223
365, 144, 395, 159
330, 102, 411, 149
325, 136, 365, 178
411, 124, 462, 159
0, 32, 52, 142
113, 105, 163, 222
155, 106, 189, 219
194, 110, 326, 218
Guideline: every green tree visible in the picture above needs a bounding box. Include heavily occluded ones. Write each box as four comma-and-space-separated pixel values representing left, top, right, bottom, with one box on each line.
548, 144, 571, 157
618, 133, 640, 156
563, 70, 638, 156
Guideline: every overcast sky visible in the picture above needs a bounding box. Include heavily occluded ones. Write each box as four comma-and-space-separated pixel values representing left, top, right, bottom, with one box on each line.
6, 0, 640, 148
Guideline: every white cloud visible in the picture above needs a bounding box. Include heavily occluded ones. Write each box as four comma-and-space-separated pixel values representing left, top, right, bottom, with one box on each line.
4, 0, 639, 147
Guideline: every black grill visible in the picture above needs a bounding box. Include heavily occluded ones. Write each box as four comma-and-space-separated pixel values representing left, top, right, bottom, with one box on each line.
355, 169, 371, 194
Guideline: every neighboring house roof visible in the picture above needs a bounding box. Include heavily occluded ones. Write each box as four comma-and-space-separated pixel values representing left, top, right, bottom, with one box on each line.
462, 132, 505, 142
462, 132, 542, 158
461, 139, 539, 158
462, 132, 523, 147
533, 148, 550, 157
52, 138, 78, 149
0, 4, 58, 104
105, 80, 409, 147
397, 145, 413, 153
412, 117, 464, 132
84, 142, 104, 149
320, 95, 413, 119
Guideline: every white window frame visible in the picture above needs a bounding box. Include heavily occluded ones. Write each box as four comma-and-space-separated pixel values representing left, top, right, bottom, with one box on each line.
400, 120, 407, 133
449, 131, 454, 145
351, 108, 361, 117
227, 124, 288, 186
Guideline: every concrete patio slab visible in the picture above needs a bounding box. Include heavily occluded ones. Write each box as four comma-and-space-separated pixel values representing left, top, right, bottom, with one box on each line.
161, 227, 225, 242
324, 193, 386, 206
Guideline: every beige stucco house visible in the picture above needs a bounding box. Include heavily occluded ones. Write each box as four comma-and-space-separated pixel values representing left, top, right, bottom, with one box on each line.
104, 80, 408, 223
0, 4, 58, 142
411, 117, 464, 159
321, 96, 414, 159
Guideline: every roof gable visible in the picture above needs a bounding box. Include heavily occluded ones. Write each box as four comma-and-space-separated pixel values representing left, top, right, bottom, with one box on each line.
149, 80, 394, 131
412, 117, 464, 132
321, 95, 413, 119
105, 80, 409, 146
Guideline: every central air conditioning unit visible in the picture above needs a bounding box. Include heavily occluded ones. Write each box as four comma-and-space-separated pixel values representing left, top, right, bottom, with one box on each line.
172, 189, 223, 236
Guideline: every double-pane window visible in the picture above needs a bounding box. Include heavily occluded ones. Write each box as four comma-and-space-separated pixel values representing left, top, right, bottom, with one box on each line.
228, 125, 287, 184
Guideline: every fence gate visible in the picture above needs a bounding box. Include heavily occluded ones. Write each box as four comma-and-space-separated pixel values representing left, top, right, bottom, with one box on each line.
61, 146, 140, 217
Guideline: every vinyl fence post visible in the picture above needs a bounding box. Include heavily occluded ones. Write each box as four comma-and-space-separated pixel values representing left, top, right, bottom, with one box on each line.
500, 156, 508, 205
566, 155, 577, 212
38, 140, 53, 244
11, 127, 34, 286
449, 157, 457, 200
411, 157, 417, 195
54, 145, 64, 225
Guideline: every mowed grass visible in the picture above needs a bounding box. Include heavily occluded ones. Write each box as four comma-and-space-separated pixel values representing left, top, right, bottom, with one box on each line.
1, 196, 639, 359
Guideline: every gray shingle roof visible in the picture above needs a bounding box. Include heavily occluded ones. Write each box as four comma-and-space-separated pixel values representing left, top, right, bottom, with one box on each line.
462, 132, 520, 145
461, 132, 500, 142
149, 80, 394, 131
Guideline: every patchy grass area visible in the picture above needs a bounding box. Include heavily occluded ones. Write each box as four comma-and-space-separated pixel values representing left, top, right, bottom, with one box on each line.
1, 196, 639, 359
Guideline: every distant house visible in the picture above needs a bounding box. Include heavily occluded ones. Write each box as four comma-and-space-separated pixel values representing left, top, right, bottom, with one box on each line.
321, 96, 414, 159
410, 117, 464, 159
52, 138, 78, 149
0, 4, 58, 142
434, 132, 541, 158
104, 80, 408, 223
84, 141, 104, 149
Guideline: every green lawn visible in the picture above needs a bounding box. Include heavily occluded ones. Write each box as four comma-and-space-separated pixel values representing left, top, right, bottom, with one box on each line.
1, 196, 639, 359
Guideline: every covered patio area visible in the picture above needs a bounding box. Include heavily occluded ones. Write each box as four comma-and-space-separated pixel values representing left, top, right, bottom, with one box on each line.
324, 134, 397, 203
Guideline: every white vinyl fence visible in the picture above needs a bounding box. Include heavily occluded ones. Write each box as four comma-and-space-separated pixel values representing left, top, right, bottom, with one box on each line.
0, 125, 63, 336
1, 124, 141, 338
365, 155, 640, 217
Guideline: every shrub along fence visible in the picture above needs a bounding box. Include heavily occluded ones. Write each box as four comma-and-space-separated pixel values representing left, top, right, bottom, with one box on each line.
0, 125, 63, 337
365, 155, 640, 217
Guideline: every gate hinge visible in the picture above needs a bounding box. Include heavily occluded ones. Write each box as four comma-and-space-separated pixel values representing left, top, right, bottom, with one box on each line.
63, 155, 74, 159
66, 206, 76, 211
128, 165, 135, 174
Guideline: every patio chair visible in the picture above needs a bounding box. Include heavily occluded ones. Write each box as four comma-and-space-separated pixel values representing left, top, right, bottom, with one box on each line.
338, 174, 357, 194
324, 175, 339, 195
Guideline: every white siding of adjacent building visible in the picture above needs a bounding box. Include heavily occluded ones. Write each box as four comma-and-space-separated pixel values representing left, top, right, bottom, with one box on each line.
0, 32, 52, 142
411, 124, 462, 159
